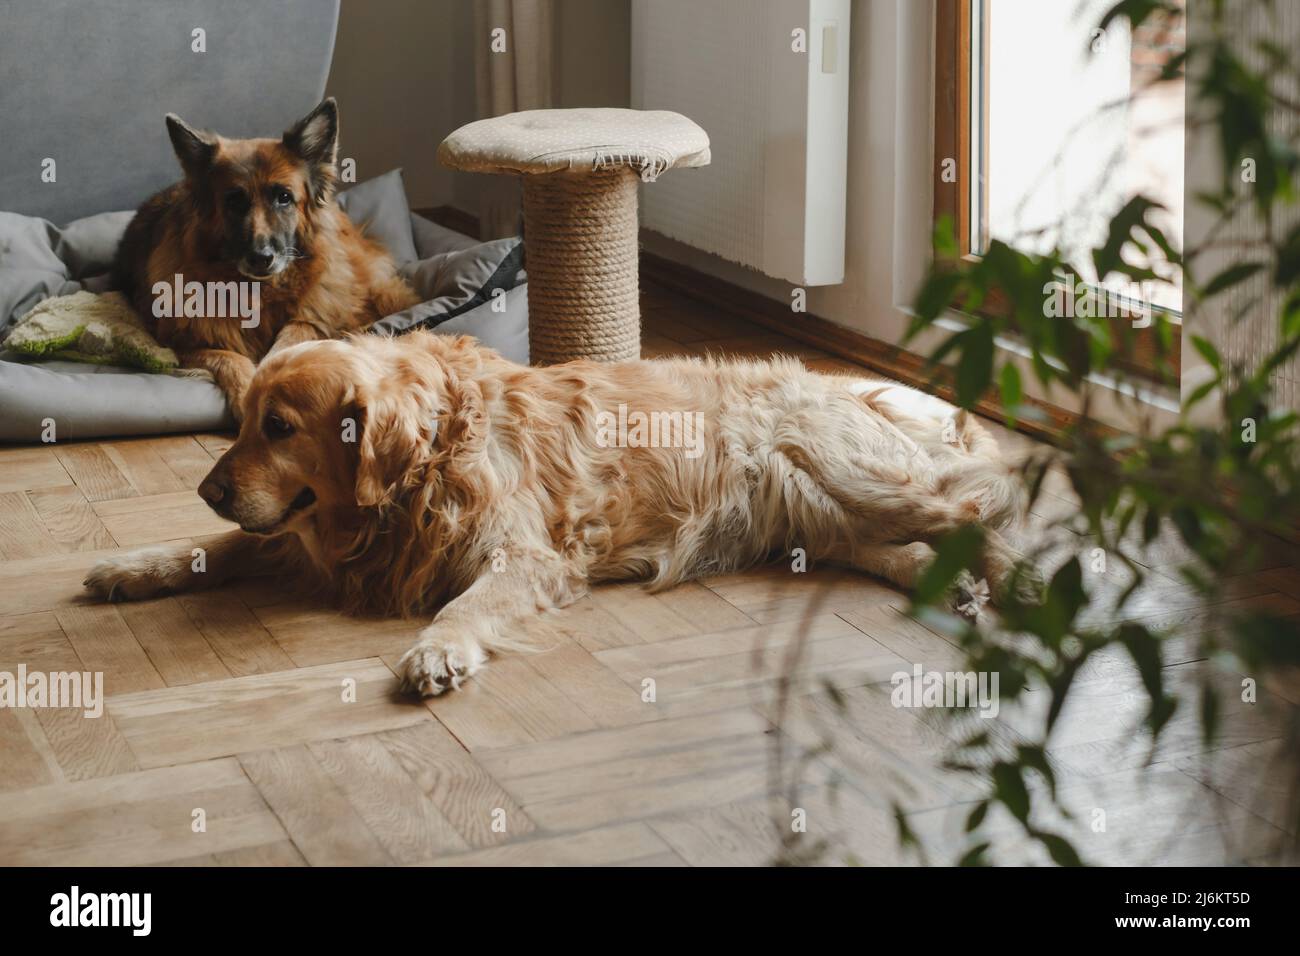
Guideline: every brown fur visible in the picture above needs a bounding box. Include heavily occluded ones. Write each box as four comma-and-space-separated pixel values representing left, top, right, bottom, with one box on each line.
84, 333, 1040, 697
112, 99, 419, 418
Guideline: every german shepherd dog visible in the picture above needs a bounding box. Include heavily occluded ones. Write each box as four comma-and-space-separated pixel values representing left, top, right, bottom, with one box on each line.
112, 98, 420, 418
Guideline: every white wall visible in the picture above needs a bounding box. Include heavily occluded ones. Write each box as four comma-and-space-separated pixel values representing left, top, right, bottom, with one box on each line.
558, 0, 631, 108
325, 0, 477, 210
1183, 0, 1300, 416
326, 0, 629, 213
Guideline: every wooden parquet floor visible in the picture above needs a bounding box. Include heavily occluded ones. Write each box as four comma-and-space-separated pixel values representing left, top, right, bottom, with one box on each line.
0, 281, 1296, 866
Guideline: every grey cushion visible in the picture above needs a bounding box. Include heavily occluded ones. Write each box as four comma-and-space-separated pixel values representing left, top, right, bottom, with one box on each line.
0, 0, 340, 225
0, 210, 136, 336
429, 284, 529, 363
375, 238, 526, 336
336, 169, 419, 265
410, 214, 482, 258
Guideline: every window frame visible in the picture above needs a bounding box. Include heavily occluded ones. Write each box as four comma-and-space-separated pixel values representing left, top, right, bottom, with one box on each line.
932, 0, 1182, 381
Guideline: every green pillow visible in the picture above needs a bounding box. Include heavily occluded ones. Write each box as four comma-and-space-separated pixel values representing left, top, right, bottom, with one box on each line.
5, 291, 179, 373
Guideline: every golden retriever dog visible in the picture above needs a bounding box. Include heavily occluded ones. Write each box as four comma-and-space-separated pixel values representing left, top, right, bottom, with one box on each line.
83, 333, 1037, 696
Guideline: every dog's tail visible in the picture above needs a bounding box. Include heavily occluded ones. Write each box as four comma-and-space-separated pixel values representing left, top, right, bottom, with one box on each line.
848, 380, 1028, 530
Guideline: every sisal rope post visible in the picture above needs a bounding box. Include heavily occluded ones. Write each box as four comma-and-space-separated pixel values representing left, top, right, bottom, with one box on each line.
438, 109, 710, 366
522, 166, 642, 365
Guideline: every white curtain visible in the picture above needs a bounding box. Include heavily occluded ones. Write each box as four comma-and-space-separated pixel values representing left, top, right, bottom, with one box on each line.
473, 0, 557, 238
1183, 0, 1300, 415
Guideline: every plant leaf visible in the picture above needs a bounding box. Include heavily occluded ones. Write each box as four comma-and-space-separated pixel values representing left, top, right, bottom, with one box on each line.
913, 525, 986, 606
992, 762, 1031, 823
1036, 830, 1084, 867
1000, 362, 1023, 421
1201, 261, 1264, 298
956, 324, 996, 407
1190, 335, 1223, 373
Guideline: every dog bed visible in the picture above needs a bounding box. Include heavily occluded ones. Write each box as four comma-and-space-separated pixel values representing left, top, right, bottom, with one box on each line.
0, 171, 528, 441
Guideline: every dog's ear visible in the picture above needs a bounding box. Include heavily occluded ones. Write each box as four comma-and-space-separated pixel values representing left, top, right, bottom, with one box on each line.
283, 98, 339, 206
165, 114, 217, 178
283, 98, 339, 164
353, 383, 434, 508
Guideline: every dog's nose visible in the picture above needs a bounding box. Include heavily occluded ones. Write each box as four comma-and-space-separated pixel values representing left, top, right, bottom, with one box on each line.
247, 250, 274, 272
198, 478, 231, 508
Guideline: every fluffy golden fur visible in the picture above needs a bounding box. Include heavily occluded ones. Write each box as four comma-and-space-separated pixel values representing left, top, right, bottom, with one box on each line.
112, 99, 419, 417
84, 333, 1038, 696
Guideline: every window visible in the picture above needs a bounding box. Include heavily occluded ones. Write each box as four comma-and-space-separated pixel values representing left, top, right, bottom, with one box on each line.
935, 0, 1185, 377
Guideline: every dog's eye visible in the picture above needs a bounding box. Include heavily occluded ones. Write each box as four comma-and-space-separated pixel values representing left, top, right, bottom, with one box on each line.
272, 188, 294, 207
263, 414, 294, 439
224, 189, 248, 210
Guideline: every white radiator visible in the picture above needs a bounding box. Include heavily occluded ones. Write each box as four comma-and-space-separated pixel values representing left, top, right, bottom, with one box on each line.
631, 0, 851, 286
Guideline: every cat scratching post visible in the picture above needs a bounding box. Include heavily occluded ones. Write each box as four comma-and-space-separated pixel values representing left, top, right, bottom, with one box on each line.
438, 108, 710, 365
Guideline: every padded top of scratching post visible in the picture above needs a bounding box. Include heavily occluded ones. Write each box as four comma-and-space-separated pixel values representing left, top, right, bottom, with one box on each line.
438, 108, 710, 179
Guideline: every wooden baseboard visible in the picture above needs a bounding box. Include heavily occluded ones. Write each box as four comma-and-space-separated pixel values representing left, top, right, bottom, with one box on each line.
416, 205, 482, 241
638, 250, 1090, 445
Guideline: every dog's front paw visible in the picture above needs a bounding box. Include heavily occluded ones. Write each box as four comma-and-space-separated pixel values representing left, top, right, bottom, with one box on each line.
83, 547, 186, 602
948, 570, 990, 623
397, 639, 487, 697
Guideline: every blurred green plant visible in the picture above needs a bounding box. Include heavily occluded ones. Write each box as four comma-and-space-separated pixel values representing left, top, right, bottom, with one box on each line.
899, 0, 1300, 865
